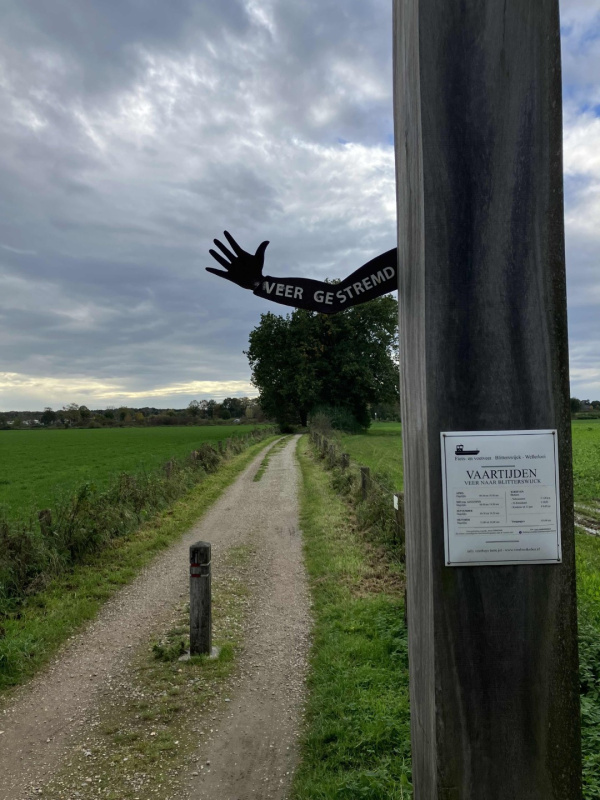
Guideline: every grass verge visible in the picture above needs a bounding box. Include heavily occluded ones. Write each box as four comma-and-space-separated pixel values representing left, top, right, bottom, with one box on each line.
292, 436, 412, 799
575, 530, 600, 798
0, 437, 278, 697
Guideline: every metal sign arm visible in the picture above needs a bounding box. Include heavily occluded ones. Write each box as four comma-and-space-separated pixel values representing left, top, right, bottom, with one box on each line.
206, 231, 397, 314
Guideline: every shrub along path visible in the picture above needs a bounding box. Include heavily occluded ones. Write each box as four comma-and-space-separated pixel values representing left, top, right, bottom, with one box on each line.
0, 436, 311, 800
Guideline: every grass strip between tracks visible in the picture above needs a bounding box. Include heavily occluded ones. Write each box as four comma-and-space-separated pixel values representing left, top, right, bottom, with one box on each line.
253, 435, 291, 482
292, 435, 412, 799
0, 437, 278, 697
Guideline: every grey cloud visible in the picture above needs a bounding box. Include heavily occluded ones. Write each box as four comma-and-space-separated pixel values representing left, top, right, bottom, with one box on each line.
0, 0, 598, 408
2, 0, 250, 99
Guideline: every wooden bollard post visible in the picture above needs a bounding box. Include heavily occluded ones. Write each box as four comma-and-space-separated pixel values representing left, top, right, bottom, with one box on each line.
360, 466, 370, 500
329, 443, 336, 466
189, 541, 211, 655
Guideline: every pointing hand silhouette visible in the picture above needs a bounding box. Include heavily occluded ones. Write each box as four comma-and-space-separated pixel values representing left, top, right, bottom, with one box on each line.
206, 231, 269, 290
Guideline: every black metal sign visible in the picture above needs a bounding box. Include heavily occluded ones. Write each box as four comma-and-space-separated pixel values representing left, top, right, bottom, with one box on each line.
206, 231, 397, 314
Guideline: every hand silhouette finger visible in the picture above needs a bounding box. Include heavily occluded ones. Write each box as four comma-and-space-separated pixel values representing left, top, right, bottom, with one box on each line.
213, 238, 236, 261
209, 249, 231, 269
206, 267, 237, 283
255, 240, 269, 261
224, 231, 244, 257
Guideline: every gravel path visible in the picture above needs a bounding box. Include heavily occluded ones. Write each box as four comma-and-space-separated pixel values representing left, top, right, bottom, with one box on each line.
0, 435, 311, 800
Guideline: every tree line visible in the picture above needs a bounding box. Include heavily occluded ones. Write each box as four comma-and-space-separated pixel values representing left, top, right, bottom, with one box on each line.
570, 398, 600, 417
0, 397, 267, 429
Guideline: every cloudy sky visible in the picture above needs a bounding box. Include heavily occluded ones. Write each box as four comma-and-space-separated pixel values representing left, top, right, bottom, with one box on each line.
0, 0, 598, 411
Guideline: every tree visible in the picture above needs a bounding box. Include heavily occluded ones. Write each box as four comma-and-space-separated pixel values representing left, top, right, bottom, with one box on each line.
188, 400, 201, 418
41, 407, 56, 426
206, 400, 219, 419
570, 397, 582, 414
246, 295, 399, 429
61, 403, 81, 426
222, 397, 248, 418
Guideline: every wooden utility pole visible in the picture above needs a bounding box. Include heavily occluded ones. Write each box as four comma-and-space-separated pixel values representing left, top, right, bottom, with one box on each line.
393, 1, 582, 797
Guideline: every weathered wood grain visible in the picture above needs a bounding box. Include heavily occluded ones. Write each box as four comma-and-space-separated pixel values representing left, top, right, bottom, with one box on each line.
393, 1, 582, 796
190, 541, 212, 656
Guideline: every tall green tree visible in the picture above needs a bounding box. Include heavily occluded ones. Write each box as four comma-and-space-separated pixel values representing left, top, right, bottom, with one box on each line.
246, 295, 399, 429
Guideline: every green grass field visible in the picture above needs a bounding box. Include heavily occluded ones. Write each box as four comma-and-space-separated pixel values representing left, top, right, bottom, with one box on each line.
573, 420, 600, 502
340, 420, 600, 501
0, 426, 262, 519
339, 423, 404, 489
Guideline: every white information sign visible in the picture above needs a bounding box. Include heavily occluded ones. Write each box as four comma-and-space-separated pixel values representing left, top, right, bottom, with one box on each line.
441, 430, 561, 566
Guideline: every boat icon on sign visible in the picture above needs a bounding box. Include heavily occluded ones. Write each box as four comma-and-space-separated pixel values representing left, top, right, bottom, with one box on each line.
455, 444, 480, 456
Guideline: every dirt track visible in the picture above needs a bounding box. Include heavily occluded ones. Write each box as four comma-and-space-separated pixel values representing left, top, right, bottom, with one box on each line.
0, 435, 310, 800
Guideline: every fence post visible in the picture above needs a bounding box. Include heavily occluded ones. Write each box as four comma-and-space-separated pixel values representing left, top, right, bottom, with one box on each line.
329, 443, 336, 466
394, 492, 405, 554
38, 508, 52, 536
360, 466, 370, 500
341, 453, 350, 470
189, 541, 211, 655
